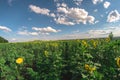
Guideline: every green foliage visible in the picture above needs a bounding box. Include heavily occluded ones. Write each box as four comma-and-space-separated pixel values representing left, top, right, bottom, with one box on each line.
0, 36, 8, 43
0, 39, 120, 80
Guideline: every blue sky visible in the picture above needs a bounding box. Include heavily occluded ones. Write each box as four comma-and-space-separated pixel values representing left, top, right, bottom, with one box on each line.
0, 0, 120, 42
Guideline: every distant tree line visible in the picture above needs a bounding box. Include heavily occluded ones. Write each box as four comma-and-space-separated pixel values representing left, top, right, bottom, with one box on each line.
0, 36, 8, 43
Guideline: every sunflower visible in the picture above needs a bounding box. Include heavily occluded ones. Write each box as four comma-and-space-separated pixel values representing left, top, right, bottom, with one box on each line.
85, 64, 96, 73
89, 67, 96, 73
44, 51, 49, 57
85, 64, 90, 70
106, 37, 110, 42
117, 57, 120, 67
93, 41, 97, 48
16, 57, 23, 64
82, 40, 87, 47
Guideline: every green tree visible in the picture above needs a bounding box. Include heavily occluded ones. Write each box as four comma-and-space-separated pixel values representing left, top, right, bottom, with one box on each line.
0, 36, 8, 43
109, 32, 113, 40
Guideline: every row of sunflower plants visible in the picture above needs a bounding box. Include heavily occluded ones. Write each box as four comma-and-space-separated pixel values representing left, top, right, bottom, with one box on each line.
0, 39, 120, 80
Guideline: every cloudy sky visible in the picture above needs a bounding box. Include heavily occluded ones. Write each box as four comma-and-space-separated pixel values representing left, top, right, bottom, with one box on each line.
0, 0, 120, 42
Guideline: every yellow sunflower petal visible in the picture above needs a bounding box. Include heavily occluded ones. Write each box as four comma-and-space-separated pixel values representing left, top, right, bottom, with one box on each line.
85, 64, 90, 70
16, 57, 23, 64
117, 57, 120, 67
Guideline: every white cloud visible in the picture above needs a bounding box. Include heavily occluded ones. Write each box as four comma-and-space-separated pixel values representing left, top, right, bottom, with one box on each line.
29, 5, 50, 16
54, 17, 75, 25
56, 2, 67, 7
11, 38, 17, 41
29, 32, 39, 36
73, 0, 83, 6
60, 33, 91, 40
72, 30, 80, 33
55, 3, 95, 25
92, 0, 103, 4
88, 30, 108, 35
57, 3, 60, 7
87, 16, 95, 24
50, 13, 56, 17
104, 1, 110, 9
9, 38, 18, 42
112, 27, 120, 36
87, 26, 120, 37
67, 8, 88, 19
94, 9, 98, 12
50, 26, 119, 40
61, 3, 67, 7
29, 4, 55, 18
107, 10, 120, 22
29, 3, 95, 26
40, 32, 50, 35
95, 20, 99, 24
32, 26, 61, 33
18, 26, 60, 36
0, 26, 12, 32
18, 30, 29, 35
57, 7, 68, 13
18, 30, 39, 36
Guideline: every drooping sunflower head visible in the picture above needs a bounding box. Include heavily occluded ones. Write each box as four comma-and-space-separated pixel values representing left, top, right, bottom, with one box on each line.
85, 64, 90, 70
16, 57, 23, 64
82, 40, 87, 47
93, 41, 97, 48
89, 67, 96, 73
117, 57, 120, 67
85, 64, 96, 73
44, 50, 49, 57
106, 37, 110, 42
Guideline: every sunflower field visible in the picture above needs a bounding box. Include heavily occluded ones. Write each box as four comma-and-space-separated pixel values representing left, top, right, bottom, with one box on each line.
0, 38, 120, 80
